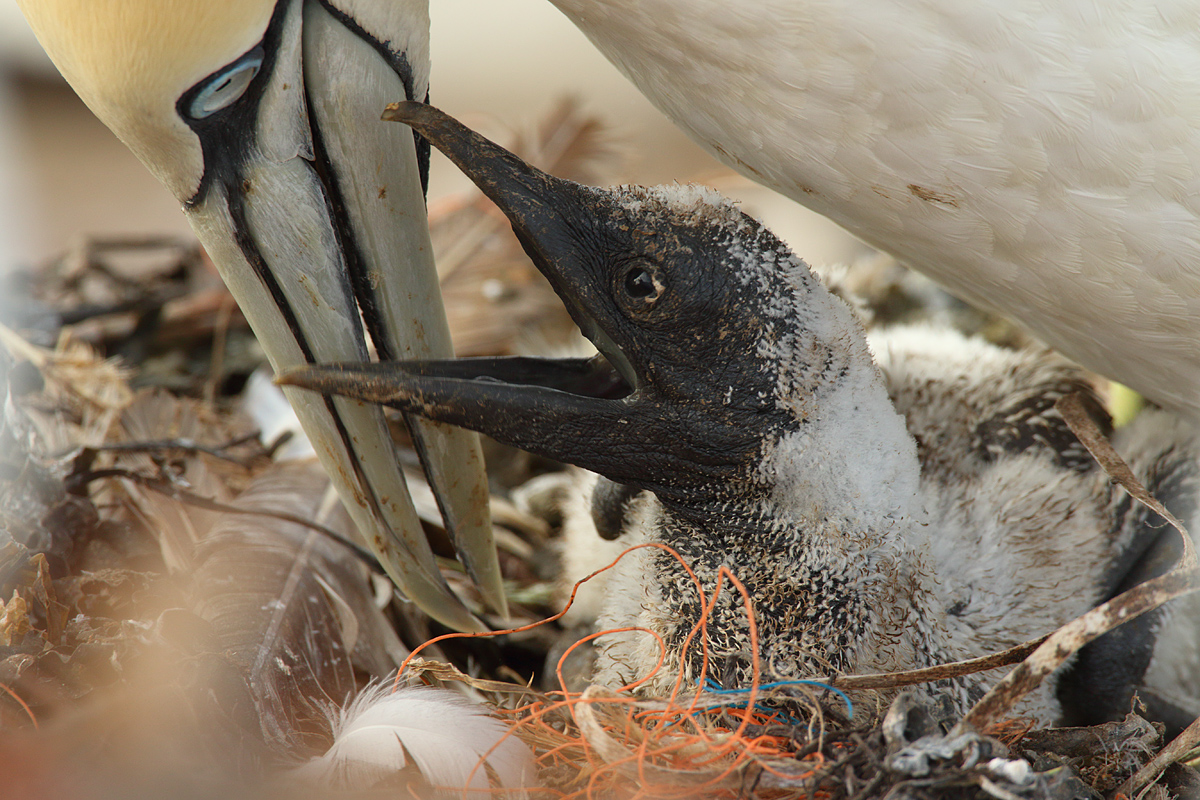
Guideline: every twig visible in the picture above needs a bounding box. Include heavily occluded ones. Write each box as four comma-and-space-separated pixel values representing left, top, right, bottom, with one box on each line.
76, 431, 266, 466
821, 636, 1047, 692
56, 287, 189, 326
69, 466, 380, 568
1117, 713, 1200, 798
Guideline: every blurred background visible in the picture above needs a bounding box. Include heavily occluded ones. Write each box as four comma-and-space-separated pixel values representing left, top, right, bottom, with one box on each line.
0, 0, 869, 277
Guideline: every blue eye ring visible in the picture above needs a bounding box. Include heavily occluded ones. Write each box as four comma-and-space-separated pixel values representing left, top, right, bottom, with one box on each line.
187, 47, 264, 120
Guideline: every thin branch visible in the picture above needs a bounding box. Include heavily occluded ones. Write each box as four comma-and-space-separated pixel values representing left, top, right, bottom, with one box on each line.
70, 466, 380, 569
821, 635, 1048, 692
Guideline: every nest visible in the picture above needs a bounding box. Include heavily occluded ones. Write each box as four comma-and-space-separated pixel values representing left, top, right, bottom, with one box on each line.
1, 102, 1198, 799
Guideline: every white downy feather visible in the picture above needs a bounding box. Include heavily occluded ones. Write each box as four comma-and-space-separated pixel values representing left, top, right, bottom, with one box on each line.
295, 681, 537, 795
241, 368, 316, 461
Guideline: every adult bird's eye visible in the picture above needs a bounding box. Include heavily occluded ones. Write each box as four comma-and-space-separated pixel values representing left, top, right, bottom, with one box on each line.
187, 47, 264, 120
624, 267, 659, 300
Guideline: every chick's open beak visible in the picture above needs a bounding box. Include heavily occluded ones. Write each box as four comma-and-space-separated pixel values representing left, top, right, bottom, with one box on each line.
278, 103, 685, 488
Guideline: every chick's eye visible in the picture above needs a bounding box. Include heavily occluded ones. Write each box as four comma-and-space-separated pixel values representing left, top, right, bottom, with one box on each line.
624, 267, 658, 299
187, 47, 264, 120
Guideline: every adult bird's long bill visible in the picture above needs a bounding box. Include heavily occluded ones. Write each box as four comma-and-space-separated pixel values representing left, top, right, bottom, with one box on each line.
16, 1, 503, 631
279, 102, 742, 498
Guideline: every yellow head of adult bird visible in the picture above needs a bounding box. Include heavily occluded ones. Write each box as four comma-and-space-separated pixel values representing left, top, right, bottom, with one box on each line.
16, 0, 503, 631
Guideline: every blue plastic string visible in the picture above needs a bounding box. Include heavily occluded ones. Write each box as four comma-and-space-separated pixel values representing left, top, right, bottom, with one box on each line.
701, 677, 854, 719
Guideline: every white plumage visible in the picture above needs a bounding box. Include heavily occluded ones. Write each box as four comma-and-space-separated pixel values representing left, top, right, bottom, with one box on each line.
296, 682, 536, 795
549, 0, 1200, 416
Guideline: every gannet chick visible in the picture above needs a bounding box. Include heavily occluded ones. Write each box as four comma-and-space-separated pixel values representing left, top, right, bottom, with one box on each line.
280, 104, 1199, 724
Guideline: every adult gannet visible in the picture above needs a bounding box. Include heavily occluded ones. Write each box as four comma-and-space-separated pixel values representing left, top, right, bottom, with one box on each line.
13, 0, 500, 630
281, 104, 1200, 725
546, 0, 1200, 418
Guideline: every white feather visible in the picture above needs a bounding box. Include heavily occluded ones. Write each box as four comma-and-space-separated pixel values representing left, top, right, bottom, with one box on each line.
241, 369, 315, 462
295, 682, 537, 795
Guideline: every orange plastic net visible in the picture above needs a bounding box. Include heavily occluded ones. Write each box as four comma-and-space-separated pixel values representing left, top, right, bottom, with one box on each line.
397, 543, 847, 799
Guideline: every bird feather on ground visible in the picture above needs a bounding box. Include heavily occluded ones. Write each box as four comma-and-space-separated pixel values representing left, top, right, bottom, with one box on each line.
293, 680, 536, 794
